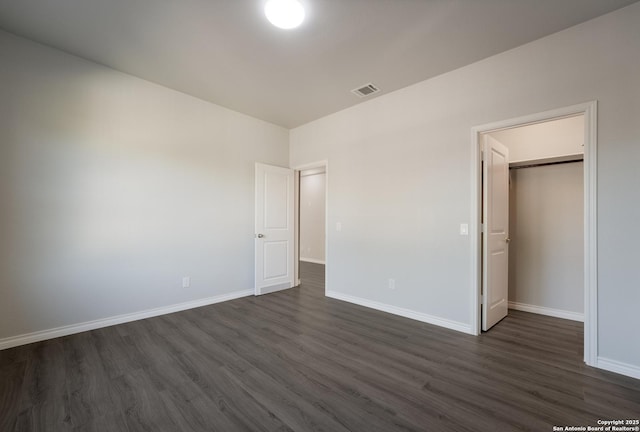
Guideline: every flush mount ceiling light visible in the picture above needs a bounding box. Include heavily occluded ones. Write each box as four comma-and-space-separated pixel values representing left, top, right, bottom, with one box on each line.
264, 0, 305, 29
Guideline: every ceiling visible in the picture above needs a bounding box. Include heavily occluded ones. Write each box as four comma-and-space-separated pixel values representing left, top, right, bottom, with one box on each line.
0, 0, 637, 129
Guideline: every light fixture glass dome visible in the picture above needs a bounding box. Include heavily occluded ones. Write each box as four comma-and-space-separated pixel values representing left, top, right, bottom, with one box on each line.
264, 0, 305, 29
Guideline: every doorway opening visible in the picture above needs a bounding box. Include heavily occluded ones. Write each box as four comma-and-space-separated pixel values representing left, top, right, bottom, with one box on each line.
293, 161, 328, 294
470, 102, 597, 366
492, 115, 585, 324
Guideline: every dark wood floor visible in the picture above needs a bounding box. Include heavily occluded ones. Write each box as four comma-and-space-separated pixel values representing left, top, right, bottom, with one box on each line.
1, 262, 639, 431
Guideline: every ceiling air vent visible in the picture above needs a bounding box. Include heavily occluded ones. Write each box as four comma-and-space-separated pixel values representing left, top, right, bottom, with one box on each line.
351, 83, 380, 98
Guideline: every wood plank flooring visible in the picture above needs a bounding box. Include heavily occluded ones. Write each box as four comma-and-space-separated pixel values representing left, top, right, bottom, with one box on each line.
1, 261, 639, 431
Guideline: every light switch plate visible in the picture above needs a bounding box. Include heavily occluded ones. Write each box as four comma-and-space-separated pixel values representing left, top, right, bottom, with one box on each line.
460, 223, 469, 236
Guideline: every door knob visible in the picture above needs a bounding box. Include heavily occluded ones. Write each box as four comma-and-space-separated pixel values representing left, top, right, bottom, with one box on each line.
256, 233, 265, 238
505, 237, 511, 243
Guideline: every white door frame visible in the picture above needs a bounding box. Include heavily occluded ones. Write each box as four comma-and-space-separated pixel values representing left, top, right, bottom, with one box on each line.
469, 101, 598, 366
292, 160, 328, 293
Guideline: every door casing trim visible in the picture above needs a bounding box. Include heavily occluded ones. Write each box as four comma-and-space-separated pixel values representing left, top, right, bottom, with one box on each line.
469, 101, 597, 367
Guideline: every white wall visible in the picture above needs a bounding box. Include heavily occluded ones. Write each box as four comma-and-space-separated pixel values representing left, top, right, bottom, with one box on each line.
489, 115, 584, 163
0, 30, 289, 343
508, 163, 584, 318
300, 172, 326, 263
290, 3, 640, 373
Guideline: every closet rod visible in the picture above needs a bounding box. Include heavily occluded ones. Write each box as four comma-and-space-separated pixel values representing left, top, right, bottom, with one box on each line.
509, 158, 583, 170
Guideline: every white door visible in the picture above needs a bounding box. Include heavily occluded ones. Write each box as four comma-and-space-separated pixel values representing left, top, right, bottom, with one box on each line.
255, 163, 295, 295
482, 135, 510, 330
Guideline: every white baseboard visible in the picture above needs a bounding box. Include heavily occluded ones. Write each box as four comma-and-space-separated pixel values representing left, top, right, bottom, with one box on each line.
0, 289, 253, 351
508, 301, 584, 322
597, 357, 640, 380
300, 257, 326, 265
326, 290, 474, 335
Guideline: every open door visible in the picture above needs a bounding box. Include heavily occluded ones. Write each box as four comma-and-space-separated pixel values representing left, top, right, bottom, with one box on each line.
255, 163, 295, 295
482, 135, 510, 330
